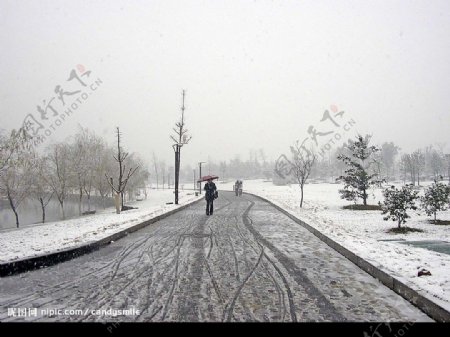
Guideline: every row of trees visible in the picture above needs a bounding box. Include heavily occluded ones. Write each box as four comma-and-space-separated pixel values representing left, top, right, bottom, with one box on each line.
277, 133, 450, 222
146, 149, 274, 190
399, 146, 449, 185
331, 135, 450, 228
0, 126, 149, 227
275, 134, 378, 208
217, 149, 274, 181
310, 142, 449, 185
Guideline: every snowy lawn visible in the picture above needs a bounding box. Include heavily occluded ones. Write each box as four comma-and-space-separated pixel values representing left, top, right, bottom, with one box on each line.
0, 190, 201, 264
219, 179, 450, 312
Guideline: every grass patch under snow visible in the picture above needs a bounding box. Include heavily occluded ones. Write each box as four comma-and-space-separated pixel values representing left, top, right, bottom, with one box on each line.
342, 204, 382, 211
387, 227, 424, 234
426, 220, 450, 226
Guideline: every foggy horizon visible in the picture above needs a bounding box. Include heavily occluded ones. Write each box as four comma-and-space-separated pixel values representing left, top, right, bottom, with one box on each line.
1, 0, 450, 169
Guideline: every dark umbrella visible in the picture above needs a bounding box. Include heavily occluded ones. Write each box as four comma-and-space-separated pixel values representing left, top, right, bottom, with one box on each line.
197, 175, 219, 183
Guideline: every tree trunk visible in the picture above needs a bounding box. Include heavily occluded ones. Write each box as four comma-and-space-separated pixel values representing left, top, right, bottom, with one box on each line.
87, 193, 91, 212
398, 218, 401, 229
300, 185, 304, 208
434, 211, 437, 224
10, 202, 19, 228
39, 197, 46, 223
363, 188, 367, 206
6, 190, 19, 228
13, 207, 19, 228
114, 193, 121, 214
60, 200, 65, 220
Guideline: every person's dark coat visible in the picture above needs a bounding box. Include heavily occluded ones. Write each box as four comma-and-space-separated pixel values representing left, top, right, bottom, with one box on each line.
204, 181, 217, 201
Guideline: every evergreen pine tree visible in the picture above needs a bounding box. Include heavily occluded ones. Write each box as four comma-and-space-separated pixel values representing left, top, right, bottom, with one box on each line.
337, 135, 382, 206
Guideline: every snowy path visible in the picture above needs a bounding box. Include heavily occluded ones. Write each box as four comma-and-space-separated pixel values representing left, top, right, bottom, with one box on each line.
0, 192, 432, 322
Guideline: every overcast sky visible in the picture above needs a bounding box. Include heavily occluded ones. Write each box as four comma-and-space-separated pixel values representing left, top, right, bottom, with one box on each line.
1, 0, 450, 169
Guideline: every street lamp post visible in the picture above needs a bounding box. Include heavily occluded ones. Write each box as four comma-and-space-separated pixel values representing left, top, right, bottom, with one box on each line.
198, 161, 206, 194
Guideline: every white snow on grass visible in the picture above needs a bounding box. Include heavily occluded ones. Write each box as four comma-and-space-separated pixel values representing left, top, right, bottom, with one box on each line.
220, 179, 450, 312
0, 190, 201, 264
2, 178, 449, 313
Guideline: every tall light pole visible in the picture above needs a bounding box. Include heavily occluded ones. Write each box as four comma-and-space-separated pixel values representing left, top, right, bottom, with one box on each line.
198, 161, 206, 194
171, 90, 192, 205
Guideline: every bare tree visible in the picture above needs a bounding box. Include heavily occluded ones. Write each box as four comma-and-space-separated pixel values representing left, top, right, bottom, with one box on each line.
411, 149, 425, 186
290, 140, 317, 208
425, 145, 445, 181
106, 127, 139, 213
170, 90, 192, 204
69, 127, 103, 215
372, 151, 384, 187
71, 130, 88, 216
81, 130, 105, 212
31, 157, 54, 223
0, 128, 31, 174
93, 144, 115, 208
0, 131, 34, 227
45, 143, 72, 220
400, 154, 415, 185
380, 142, 400, 181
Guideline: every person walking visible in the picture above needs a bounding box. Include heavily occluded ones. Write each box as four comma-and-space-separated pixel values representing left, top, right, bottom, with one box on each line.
204, 178, 217, 215
234, 179, 243, 196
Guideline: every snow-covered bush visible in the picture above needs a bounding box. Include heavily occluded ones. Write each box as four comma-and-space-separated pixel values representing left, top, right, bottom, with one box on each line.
379, 184, 419, 229
420, 181, 450, 224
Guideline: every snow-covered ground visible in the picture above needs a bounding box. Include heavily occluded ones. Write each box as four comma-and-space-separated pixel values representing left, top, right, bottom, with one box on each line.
219, 179, 450, 312
0, 189, 201, 264
2, 178, 449, 313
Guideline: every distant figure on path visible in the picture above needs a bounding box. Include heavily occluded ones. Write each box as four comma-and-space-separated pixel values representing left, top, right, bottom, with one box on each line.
234, 179, 243, 196
204, 178, 217, 215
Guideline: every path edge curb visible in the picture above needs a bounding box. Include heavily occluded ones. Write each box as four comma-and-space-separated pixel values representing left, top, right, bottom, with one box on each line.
245, 191, 450, 322
0, 197, 203, 278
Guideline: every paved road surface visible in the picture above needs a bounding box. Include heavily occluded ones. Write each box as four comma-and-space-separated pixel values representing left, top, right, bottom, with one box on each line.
0, 192, 432, 322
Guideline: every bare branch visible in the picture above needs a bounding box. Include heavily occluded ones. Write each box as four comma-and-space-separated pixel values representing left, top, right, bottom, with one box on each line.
122, 166, 139, 188
105, 173, 119, 193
